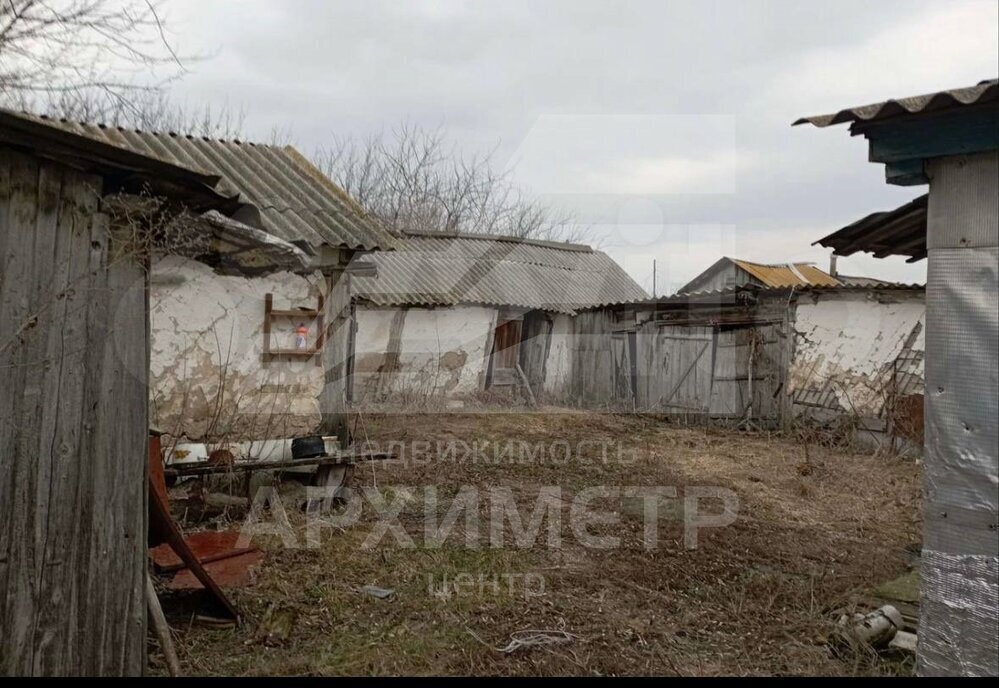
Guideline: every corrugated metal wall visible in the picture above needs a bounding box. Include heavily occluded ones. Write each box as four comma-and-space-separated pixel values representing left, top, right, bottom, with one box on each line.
919, 151, 999, 676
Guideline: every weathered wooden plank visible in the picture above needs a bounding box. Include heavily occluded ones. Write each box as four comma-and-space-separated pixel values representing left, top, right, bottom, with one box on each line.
320, 265, 351, 446
30, 160, 91, 675
0, 151, 149, 676
0, 150, 43, 675
70, 231, 148, 676
64, 190, 110, 674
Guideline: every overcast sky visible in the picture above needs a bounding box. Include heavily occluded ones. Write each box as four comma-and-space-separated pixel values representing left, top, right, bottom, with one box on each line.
158, 0, 997, 294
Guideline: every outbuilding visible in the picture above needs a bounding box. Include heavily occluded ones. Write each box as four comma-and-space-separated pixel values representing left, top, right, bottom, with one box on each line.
349, 230, 648, 405
796, 77, 998, 676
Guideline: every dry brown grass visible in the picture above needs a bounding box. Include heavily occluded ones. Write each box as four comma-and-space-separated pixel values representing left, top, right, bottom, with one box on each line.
158, 410, 921, 676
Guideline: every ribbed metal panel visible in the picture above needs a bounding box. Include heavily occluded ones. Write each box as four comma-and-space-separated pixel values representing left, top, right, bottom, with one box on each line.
19, 113, 394, 251
352, 234, 648, 314
920, 151, 999, 677
733, 259, 840, 288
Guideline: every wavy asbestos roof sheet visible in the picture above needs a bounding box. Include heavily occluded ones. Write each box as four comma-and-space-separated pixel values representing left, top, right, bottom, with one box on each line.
352, 233, 648, 314
793, 79, 998, 128
16, 112, 394, 252
732, 259, 840, 288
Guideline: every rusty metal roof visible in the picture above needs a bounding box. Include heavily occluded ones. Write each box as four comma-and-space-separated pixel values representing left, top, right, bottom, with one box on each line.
14, 111, 394, 252
732, 259, 840, 288
352, 232, 648, 314
793, 79, 998, 128
814, 195, 927, 262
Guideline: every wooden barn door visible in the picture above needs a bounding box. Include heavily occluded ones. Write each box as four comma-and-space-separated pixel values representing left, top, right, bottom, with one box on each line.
646, 325, 715, 414
709, 323, 783, 421
487, 316, 523, 387
634, 320, 784, 424
518, 311, 553, 393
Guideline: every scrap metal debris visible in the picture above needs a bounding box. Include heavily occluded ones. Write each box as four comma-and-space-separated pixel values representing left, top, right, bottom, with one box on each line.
834, 605, 907, 653
150, 530, 264, 590
358, 585, 396, 599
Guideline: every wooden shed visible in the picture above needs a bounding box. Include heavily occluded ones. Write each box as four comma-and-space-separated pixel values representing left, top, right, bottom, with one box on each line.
0, 111, 263, 675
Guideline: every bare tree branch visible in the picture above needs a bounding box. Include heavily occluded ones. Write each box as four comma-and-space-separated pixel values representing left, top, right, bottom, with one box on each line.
315, 123, 585, 243
0, 0, 199, 113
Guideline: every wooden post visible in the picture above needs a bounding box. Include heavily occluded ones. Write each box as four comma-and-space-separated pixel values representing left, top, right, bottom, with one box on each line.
319, 256, 353, 448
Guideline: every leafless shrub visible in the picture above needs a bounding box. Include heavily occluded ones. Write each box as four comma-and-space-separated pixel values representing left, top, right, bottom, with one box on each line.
103, 193, 212, 263
39, 88, 248, 140
316, 123, 585, 243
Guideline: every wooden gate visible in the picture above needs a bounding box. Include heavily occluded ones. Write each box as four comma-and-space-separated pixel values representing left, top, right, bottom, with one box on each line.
634, 321, 784, 423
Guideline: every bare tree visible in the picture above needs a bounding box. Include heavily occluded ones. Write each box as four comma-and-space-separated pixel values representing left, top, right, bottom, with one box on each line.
40, 87, 248, 139
316, 123, 583, 242
0, 0, 194, 116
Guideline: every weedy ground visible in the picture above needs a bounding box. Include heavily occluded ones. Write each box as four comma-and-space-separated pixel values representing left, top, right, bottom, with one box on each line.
157, 409, 921, 676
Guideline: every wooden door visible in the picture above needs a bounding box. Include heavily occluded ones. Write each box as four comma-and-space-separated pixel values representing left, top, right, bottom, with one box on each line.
488, 318, 523, 387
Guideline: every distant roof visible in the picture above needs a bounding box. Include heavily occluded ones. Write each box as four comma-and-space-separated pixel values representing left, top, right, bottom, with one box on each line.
351, 231, 648, 314
9, 111, 394, 253
588, 281, 925, 312
677, 257, 840, 294
815, 195, 927, 262
733, 259, 839, 288
836, 274, 904, 288
793, 78, 998, 128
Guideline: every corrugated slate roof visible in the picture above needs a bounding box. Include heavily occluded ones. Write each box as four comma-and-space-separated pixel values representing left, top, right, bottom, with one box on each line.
352, 232, 648, 314
12, 111, 394, 252
836, 274, 905, 288
732, 259, 840, 288
793, 79, 998, 128
814, 195, 927, 262
585, 281, 924, 311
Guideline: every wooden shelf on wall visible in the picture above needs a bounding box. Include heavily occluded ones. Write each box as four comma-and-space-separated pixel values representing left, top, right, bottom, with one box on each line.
263, 292, 325, 366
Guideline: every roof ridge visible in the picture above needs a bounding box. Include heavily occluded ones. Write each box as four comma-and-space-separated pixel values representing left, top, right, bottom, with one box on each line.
730, 257, 819, 268
24, 110, 283, 149
400, 228, 594, 253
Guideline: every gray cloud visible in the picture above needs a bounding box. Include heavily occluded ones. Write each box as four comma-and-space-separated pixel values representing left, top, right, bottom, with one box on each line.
157, 0, 997, 291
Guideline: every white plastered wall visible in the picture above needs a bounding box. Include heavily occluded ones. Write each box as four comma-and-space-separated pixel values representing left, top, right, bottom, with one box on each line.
352, 304, 496, 402
788, 290, 925, 419
149, 255, 325, 439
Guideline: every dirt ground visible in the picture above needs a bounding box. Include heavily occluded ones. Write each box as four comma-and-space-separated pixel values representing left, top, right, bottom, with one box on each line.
160, 410, 922, 676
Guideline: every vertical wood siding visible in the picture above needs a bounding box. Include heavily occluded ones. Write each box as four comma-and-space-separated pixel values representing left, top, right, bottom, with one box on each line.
0, 149, 147, 676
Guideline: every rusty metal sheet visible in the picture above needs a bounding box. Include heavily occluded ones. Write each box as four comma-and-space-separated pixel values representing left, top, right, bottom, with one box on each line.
148, 436, 241, 622
151, 531, 264, 590
732, 259, 840, 288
